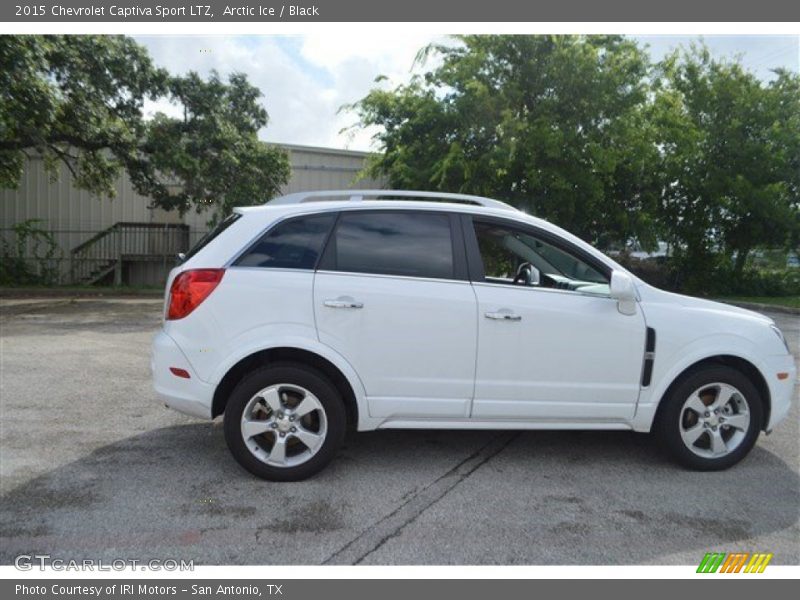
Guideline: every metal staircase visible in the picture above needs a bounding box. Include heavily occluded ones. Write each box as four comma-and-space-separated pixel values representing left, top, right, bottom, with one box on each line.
70, 222, 190, 285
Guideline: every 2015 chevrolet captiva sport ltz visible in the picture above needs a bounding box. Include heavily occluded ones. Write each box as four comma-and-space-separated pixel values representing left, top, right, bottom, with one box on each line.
152, 190, 796, 481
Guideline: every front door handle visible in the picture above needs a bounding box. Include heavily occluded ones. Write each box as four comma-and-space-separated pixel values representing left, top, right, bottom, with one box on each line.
485, 310, 522, 321
324, 298, 364, 309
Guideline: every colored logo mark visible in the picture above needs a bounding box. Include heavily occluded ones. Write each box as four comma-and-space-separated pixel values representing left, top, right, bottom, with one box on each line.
697, 552, 773, 573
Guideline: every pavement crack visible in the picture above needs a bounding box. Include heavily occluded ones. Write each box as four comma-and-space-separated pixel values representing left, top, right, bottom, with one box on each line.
323, 432, 519, 565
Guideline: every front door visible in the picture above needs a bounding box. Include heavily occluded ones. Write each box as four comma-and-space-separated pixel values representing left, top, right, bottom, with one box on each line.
467, 217, 646, 422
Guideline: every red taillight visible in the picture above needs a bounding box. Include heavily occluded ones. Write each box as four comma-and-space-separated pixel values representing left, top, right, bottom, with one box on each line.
169, 367, 191, 379
167, 269, 225, 320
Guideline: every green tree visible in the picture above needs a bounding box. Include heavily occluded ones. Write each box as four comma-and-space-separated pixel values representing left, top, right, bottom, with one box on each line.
348, 35, 660, 246
651, 45, 800, 288
140, 71, 291, 218
0, 35, 289, 216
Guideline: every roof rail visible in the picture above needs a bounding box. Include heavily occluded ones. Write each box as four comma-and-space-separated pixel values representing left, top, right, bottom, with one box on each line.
268, 189, 517, 211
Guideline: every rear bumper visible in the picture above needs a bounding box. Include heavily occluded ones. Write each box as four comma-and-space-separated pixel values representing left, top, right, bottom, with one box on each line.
151, 331, 214, 420
764, 353, 797, 431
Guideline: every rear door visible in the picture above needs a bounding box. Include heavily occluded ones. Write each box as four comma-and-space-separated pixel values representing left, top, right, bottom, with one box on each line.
314, 210, 478, 420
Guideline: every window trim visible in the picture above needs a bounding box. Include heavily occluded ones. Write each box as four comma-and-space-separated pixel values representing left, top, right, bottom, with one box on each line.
228, 211, 337, 271
460, 213, 613, 288
317, 209, 469, 282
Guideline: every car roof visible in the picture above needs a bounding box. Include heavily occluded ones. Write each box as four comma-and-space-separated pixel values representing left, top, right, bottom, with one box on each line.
236, 199, 516, 217
237, 197, 573, 236
234, 189, 535, 223
269, 189, 515, 210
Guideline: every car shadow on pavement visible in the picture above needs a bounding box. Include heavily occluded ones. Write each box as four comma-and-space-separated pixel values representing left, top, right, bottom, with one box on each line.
1, 423, 798, 565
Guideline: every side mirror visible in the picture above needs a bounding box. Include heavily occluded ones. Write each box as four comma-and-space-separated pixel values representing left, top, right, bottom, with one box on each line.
529, 265, 541, 286
514, 262, 540, 286
610, 270, 637, 315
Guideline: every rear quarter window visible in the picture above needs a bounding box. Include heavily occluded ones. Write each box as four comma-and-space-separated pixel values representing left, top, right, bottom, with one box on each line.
182, 213, 242, 262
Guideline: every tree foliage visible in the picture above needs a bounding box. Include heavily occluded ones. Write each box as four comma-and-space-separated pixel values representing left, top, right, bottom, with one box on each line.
0, 35, 289, 217
652, 46, 800, 286
350, 35, 660, 245
350, 35, 800, 290
141, 71, 290, 217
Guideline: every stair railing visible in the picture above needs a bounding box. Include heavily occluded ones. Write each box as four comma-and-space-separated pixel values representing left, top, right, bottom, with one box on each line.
70, 222, 190, 285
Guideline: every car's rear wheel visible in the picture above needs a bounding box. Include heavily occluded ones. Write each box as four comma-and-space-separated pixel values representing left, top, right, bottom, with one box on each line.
655, 365, 763, 471
224, 363, 346, 481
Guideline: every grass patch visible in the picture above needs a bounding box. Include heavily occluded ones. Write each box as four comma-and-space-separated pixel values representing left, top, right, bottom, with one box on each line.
717, 296, 800, 309
0, 284, 163, 297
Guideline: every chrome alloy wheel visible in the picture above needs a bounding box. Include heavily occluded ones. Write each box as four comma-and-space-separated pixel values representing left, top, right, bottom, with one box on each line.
679, 383, 751, 459
240, 384, 328, 467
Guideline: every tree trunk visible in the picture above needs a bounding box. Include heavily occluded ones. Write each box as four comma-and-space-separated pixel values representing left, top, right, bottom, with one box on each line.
733, 247, 750, 275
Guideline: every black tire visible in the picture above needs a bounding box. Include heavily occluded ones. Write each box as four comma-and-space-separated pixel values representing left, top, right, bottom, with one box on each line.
655, 365, 763, 471
223, 363, 346, 481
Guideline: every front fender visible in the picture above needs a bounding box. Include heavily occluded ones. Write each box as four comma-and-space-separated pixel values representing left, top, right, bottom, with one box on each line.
632, 333, 771, 431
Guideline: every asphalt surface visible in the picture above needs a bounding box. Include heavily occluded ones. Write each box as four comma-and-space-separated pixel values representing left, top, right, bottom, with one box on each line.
0, 297, 797, 565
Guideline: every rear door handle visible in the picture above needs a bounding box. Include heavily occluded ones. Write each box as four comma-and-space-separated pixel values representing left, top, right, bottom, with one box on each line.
485, 310, 521, 321
324, 298, 364, 309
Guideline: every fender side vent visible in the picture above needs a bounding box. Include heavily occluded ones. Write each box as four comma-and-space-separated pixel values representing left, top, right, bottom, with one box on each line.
645, 327, 656, 353
641, 327, 656, 387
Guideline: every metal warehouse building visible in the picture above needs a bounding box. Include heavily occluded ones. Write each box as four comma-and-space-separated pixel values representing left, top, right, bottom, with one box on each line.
1, 144, 385, 286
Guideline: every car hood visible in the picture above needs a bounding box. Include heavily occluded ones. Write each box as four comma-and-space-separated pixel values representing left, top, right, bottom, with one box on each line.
638, 285, 774, 325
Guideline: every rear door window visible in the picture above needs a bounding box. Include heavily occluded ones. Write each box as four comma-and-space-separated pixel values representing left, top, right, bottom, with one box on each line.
235, 213, 335, 270
324, 211, 455, 280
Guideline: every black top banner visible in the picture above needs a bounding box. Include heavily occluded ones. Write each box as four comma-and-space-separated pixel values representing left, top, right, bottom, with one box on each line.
3, 0, 799, 22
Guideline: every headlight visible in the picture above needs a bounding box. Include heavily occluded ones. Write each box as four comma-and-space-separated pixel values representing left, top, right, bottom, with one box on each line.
770, 325, 791, 354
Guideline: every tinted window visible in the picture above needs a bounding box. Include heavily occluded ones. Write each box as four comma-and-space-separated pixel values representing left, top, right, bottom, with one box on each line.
182, 213, 241, 262
330, 212, 454, 279
235, 213, 335, 269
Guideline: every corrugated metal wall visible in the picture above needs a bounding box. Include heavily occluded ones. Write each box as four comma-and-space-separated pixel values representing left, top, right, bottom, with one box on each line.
1, 155, 152, 232
0, 143, 386, 285
1, 143, 386, 249
183, 144, 385, 236
283, 144, 385, 194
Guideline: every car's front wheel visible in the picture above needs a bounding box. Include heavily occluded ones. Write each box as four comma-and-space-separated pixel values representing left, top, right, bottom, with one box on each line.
224, 363, 346, 481
655, 365, 763, 471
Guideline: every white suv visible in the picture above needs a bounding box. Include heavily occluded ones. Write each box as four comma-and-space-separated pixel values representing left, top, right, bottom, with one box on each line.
152, 190, 796, 481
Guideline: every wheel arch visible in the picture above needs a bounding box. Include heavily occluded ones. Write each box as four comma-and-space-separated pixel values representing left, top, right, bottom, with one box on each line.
212, 347, 360, 428
653, 355, 771, 430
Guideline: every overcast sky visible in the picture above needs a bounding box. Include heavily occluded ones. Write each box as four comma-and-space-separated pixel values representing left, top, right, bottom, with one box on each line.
135, 34, 799, 152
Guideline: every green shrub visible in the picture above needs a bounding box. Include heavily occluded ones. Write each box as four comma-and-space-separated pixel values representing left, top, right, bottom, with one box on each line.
710, 266, 800, 297
616, 252, 800, 297
0, 219, 61, 285
615, 254, 682, 292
